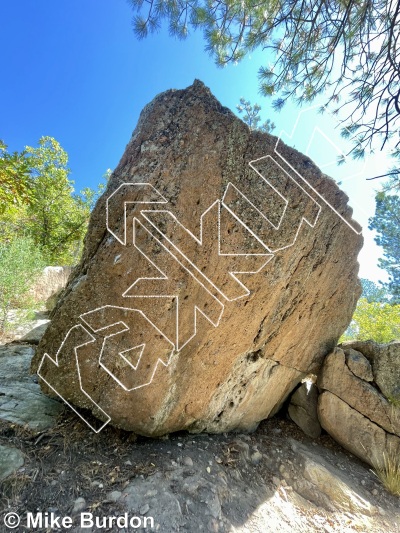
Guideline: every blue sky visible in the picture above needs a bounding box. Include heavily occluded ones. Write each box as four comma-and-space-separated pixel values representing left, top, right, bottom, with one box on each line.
1, 0, 266, 189
1, 0, 391, 282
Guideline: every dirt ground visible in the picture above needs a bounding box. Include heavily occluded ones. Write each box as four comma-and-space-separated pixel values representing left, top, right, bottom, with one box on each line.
0, 315, 399, 532
1, 406, 399, 533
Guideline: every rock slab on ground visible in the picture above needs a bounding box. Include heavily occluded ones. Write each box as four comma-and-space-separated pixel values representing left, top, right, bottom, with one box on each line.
0, 444, 24, 481
0, 344, 63, 432
290, 439, 376, 515
1, 412, 399, 533
32, 80, 363, 436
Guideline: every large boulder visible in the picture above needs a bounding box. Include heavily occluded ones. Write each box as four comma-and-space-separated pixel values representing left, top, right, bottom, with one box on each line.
30, 266, 72, 306
31, 80, 362, 436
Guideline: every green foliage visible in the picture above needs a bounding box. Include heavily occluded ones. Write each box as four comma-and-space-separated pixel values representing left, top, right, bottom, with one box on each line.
369, 193, 400, 303
341, 298, 400, 343
22, 137, 89, 264
0, 136, 104, 266
0, 237, 45, 333
236, 98, 275, 133
387, 396, 400, 408
0, 141, 32, 212
0, 138, 108, 335
129, 0, 400, 176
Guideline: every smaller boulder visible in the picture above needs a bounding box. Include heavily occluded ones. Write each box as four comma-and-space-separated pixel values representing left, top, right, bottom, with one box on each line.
318, 348, 399, 435
29, 266, 72, 303
341, 340, 400, 401
344, 348, 373, 382
288, 380, 321, 438
21, 321, 50, 344
318, 391, 400, 469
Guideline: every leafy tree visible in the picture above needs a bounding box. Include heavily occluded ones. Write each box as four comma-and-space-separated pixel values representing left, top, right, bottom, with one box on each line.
0, 140, 32, 212
369, 192, 400, 303
22, 137, 91, 264
0, 137, 104, 266
236, 98, 275, 133
129, 0, 400, 175
0, 237, 45, 333
0, 139, 108, 334
341, 298, 400, 343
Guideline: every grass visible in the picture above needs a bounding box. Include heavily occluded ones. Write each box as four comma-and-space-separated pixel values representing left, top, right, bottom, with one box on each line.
371, 406, 400, 497
0, 473, 32, 506
386, 395, 400, 409
372, 446, 400, 497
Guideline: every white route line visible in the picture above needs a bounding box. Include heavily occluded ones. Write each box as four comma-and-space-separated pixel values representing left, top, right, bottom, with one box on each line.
141, 199, 273, 302
80, 306, 175, 392
223, 181, 288, 233
223, 156, 322, 253
274, 105, 365, 234
47, 138, 342, 432
37, 325, 111, 433
106, 183, 168, 245
119, 344, 145, 370
122, 218, 224, 351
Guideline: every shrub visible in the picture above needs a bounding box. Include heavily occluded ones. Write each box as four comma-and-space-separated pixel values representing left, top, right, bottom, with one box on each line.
341, 298, 400, 343
0, 237, 45, 333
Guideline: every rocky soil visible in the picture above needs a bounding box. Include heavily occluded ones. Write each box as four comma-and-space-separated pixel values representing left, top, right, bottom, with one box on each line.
1, 322, 399, 533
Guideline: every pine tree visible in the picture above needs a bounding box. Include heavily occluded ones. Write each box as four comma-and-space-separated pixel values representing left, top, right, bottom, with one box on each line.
236, 98, 275, 133
369, 192, 400, 303
128, 0, 400, 179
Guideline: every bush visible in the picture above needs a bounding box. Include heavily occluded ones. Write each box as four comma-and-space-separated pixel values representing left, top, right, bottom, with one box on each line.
0, 237, 45, 333
341, 298, 400, 343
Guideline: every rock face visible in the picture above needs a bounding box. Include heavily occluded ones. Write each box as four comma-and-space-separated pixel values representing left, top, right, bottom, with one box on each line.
31, 80, 363, 436
317, 346, 400, 468
341, 340, 400, 400
290, 440, 376, 515
30, 266, 72, 307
